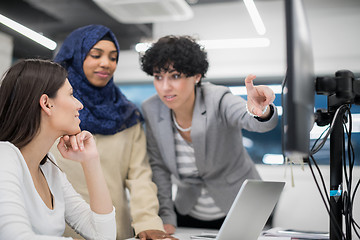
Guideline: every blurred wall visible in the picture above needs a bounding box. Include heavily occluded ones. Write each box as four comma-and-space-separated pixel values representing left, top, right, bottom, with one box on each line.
0, 32, 13, 76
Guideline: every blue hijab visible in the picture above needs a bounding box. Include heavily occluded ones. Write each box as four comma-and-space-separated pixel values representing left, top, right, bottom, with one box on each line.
54, 24, 142, 135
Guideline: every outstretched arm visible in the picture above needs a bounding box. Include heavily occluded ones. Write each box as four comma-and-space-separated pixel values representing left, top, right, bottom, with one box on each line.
245, 74, 275, 119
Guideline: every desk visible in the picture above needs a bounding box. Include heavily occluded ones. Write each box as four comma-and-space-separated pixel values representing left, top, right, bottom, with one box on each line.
125, 227, 291, 240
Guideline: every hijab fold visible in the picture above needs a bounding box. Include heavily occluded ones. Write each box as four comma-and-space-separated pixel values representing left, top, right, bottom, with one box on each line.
54, 24, 142, 135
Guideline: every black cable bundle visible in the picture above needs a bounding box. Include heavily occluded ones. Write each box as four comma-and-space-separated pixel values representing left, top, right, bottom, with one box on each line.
308, 104, 359, 240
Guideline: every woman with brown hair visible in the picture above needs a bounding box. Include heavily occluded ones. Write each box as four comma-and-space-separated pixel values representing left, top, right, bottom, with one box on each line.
0, 59, 115, 239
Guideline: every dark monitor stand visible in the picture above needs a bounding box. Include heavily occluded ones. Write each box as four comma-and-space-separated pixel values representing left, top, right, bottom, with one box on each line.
284, 53, 360, 239
315, 70, 360, 240
283, 0, 360, 238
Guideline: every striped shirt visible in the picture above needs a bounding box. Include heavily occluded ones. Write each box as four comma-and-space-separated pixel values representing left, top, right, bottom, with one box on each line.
173, 128, 226, 221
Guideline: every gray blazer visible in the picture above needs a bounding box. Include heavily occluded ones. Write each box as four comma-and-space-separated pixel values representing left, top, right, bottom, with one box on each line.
141, 82, 278, 226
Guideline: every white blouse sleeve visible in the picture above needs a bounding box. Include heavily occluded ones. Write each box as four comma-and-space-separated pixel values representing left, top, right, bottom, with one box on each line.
58, 162, 116, 240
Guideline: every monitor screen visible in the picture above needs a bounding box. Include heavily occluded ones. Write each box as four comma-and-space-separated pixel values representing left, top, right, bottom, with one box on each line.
282, 0, 316, 163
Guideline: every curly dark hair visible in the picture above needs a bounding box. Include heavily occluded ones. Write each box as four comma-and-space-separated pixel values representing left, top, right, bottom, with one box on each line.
140, 35, 209, 82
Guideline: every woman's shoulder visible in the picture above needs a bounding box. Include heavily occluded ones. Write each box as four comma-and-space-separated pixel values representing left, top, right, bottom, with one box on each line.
0, 141, 24, 175
200, 82, 232, 100
201, 82, 230, 93
0, 141, 21, 159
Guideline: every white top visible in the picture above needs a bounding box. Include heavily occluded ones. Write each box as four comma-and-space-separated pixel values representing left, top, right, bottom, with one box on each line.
0, 141, 116, 240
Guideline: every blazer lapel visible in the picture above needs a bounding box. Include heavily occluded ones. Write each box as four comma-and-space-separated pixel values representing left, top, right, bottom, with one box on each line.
157, 103, 180, 179
191, 86, 207, 175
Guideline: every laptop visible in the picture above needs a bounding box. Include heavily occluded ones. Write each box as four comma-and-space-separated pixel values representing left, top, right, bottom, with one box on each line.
190, 179, 285, 240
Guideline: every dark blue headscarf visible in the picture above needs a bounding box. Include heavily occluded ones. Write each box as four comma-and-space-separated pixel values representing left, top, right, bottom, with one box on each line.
54, 24, 142, 135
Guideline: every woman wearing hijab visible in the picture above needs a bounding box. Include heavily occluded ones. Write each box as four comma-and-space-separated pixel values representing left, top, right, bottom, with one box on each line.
51, 25, 175, 240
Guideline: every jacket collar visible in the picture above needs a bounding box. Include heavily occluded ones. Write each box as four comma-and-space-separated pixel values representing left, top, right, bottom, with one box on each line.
190, 85, 207, 175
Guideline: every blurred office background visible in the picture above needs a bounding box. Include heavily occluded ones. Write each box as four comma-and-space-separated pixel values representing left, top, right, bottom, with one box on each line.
0, 0, 360, 165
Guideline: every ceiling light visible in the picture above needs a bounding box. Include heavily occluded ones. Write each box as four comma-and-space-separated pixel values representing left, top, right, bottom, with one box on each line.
135, 38, 270, 53
93, 0, 194, 24
243, 0, 266, 35
0, 14, 57, 50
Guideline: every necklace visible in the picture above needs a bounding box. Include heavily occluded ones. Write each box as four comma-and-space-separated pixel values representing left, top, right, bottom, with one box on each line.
172, 112, 191, 132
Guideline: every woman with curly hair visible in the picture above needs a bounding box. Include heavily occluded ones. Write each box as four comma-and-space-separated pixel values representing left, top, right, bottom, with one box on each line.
140, 35, 278, 234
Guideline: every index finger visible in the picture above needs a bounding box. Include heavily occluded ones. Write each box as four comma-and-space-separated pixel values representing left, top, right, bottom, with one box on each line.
76, 133, 85, 151
244, 74, 257, 91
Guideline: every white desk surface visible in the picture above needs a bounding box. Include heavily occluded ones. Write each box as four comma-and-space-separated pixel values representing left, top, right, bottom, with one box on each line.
125, 227, 291, 240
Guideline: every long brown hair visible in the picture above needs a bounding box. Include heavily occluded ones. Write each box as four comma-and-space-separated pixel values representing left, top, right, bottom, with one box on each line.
0, 59, 67, 149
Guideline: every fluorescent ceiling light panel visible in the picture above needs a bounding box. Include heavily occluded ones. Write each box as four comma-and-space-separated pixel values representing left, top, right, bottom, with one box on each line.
93, 0, 193, 24
0, 14, 57, 50
135, 38, 270, 52
243, 0, 266, 35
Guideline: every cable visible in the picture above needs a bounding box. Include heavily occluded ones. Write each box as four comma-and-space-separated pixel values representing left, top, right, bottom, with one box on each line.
309, 104, 360, 240
352, 179, 360, 238
309, 120, 345, 239
341, 106, 360, 239
308, 154, 346, 239
311, 125, 330, 152
342, 109, 352, 239
310, 105, 348, 155
308, 155, 330, 210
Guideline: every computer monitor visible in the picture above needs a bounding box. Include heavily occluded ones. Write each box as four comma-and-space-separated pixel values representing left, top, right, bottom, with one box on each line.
282, 0, 315, 163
